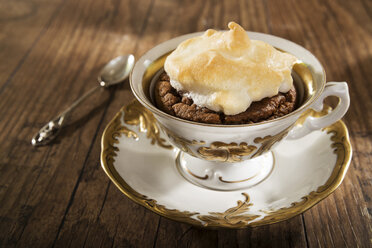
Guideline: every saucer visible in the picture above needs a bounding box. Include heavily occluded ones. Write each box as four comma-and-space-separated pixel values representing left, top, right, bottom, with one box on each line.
100, 100, 352, 228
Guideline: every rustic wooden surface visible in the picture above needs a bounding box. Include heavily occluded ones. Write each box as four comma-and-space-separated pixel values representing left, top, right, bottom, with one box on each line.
0, 0, 371, 247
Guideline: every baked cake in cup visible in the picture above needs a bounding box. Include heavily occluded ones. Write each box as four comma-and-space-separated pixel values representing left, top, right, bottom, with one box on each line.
155, 22, 298, 124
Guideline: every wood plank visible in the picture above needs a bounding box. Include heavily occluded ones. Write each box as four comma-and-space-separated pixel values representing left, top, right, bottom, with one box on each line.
154, 217, 306, 248
0, 0, 371, 247
0, 0, 64, 91
280, 0, 372, 247
0, 0, 155, 246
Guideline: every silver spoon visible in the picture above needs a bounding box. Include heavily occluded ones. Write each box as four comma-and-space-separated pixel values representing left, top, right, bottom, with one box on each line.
31, 54, 135, 146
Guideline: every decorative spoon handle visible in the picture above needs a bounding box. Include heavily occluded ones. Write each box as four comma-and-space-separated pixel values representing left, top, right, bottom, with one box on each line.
31, 85, 100, 146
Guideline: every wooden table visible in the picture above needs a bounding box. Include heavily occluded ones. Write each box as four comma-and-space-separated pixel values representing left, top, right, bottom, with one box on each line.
1, 0, 371, 247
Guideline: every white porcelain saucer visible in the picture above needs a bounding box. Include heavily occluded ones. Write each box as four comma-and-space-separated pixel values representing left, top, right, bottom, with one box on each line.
101, 100, 352, 228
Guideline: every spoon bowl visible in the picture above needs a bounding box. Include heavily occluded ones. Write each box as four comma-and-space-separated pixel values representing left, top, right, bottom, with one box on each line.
99, 55, 135, 87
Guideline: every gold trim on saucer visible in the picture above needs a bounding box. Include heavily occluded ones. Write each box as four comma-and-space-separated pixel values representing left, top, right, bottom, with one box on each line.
101, 101, 351, 228
257, 107, 351, 225
197, 193, 260, 228
100, 103, 201, 226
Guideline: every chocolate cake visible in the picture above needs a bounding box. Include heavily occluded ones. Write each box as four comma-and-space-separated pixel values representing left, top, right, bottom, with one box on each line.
154, 72, 297, 125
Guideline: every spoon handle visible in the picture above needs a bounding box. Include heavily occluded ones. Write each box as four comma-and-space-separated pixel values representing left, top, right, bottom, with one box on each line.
31, 85, 101, 146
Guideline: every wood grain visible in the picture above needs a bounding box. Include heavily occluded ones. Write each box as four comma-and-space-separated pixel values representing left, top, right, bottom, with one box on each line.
0, 0, 65, 91
0, 0, 371, 247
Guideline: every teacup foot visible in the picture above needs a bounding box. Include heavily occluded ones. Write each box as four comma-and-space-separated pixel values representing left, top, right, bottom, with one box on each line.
176, 151, 274, 191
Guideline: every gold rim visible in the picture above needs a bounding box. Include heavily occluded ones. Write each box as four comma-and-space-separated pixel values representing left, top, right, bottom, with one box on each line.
100, 101, 351, 228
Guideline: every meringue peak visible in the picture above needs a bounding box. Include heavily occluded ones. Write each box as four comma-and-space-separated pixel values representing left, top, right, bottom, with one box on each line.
164, 22, 297, 115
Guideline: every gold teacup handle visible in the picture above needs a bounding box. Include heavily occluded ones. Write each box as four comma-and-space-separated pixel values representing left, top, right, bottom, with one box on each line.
288, 82, 350, 139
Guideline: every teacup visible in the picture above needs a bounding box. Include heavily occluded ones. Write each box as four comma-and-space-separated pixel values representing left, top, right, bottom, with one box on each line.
130, 32, 350, 190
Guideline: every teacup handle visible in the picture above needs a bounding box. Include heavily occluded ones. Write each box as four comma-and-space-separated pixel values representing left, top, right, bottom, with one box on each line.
287, 82, 350, 139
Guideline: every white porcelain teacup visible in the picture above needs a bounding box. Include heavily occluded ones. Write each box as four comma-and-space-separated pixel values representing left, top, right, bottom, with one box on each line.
130, 32, 350, 190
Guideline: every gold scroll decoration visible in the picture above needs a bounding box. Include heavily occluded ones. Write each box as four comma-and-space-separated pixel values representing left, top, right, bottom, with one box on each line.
101, 100, 351, 228
197, 193, 260, 228
251, 125, 293, 158
161, 126, 205, 156
101, 105, 201, 226
255, 105, 349, 226
123, 100, 172, 149
197, 142, 257, 162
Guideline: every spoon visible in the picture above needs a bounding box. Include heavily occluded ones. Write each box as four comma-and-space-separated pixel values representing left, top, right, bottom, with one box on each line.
31, 54, 135, 146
